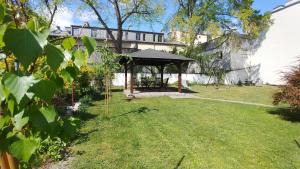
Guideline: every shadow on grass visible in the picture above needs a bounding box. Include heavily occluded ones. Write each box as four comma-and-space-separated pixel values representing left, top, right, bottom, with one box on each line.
295, 140, 300, 149
111, 88, 124, 92
135, 87, 198, 94
268, 107, 300, 123
110, 106, 159, 119
74, 129, 99, 145
74, 111, 98, 121
174, 155, 185, 169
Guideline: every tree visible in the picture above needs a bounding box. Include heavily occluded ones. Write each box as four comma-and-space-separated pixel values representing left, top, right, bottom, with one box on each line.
82, 0, 163, 53
169, 0, 271, 47
97, 46, 121, 117
0, 1, 96, 168
27, 0, 64, 28
273, 60, 300, 111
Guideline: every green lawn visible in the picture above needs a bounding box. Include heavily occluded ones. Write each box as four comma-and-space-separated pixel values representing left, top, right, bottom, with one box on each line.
191, 85, 279, 105
70, 87, 300, 169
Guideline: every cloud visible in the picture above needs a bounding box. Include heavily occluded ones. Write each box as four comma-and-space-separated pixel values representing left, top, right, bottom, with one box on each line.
78, 11, 98, 23
52, 6, 75, 29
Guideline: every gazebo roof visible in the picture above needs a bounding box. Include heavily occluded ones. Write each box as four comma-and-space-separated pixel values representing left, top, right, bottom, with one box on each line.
129, 49, 194, 62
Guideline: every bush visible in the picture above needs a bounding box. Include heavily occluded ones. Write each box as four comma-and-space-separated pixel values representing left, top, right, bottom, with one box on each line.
237, 80, 243, 87
38, 137, 67, 161
79, 95, 93, 105
273, 61, 300, 111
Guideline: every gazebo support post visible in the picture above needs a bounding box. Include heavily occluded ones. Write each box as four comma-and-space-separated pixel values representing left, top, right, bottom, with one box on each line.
160, 65, 164, 88
124, 64, 128, 89
177, 63, 182, 93
130, 64, 134, 94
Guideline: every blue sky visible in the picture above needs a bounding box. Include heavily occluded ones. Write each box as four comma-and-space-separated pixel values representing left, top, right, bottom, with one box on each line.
53, 0, 287, 32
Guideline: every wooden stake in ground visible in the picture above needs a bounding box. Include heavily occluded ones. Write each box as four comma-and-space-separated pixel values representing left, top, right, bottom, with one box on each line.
0, 153, 18, 169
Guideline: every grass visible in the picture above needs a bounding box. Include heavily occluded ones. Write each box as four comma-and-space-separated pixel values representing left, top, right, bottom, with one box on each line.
70, 87, 300, 169
191, 85, 279, 105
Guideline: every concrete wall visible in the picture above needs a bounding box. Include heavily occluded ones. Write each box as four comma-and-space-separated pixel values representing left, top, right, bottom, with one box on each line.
112, 73, 218, 86
250, 1, 300, 84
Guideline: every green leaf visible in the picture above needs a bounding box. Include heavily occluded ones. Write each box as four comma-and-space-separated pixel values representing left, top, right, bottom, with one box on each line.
39, 106, 57, 123
45, 43, 64, 71
0, 24, 7, 47
0, 3, 5, 23
3, 29, 44, 69
27, 18, 38, 32
60, 67, 78, 83
28, 105, 48, 131
0, 83, 6, 102
30, 80, 56, 102
74, 49, 87, 68
4, 74, 38, 103
61, 118, 79, 141
0, 115, 10, 129
13, 110, 29, 131
62, 37, 76, 50
8, 99, 14, 114
82, 36, 96, 56
9, 138, 38, 162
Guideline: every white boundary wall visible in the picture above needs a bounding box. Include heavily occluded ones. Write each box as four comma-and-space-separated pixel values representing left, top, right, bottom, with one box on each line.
250, 1, 300, 85
113, 73, 217, 86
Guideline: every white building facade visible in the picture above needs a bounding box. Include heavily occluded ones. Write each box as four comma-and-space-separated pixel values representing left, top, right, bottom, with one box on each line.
250, 0, 300, 84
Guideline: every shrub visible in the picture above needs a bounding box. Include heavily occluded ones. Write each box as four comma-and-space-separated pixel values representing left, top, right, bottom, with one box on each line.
38, 137, 67, 161
273, 61, 300, 111
79, 95, 93, 106
237, 80, 243, 86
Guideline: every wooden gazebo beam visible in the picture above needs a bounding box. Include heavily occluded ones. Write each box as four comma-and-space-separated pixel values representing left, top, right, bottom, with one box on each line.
177, 63, 182, 93
124, 63, 128, 89
130, 64, 134, 94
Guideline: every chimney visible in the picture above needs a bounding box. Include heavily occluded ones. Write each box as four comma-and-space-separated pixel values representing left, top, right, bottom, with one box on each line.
83, 22, 90, 27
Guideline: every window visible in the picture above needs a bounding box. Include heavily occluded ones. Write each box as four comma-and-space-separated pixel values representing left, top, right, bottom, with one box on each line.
125, 31, 128, 40
143, 34, 146, 41
153, 34, 156, 42
158, 35, 163, 42
91, 29, 97, 37
136, 33, 141, 40
73, 28, 79, 36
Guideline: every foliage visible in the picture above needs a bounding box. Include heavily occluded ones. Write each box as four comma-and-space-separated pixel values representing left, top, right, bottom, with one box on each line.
237, 80, 243, 86
97, 46, 122, 116
79, 95, 93, 106
77, 66, 96, 96
169, 0, 271, 46
0, 1, 96, 167
273, 61, 300, 111
38, 137, 67, 161
83, 0, 163, 53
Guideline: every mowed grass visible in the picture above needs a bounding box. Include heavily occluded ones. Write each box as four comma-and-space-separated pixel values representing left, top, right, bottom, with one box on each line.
70, 88, 300, 169
191, 85, 279, 105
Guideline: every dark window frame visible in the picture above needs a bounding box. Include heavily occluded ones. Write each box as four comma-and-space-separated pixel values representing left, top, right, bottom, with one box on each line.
136, 33, 141, 40
91, 29, 97, 37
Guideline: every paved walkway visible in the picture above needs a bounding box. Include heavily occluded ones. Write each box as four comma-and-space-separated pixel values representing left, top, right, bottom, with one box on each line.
200, 97, 275, 107
124, 90, 274, 108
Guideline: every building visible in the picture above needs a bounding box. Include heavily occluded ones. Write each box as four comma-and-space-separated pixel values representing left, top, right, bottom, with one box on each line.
51, 25, 186, 53
249, 0, 300, 85
51, 0, 300, 85
199, 0, 300, 85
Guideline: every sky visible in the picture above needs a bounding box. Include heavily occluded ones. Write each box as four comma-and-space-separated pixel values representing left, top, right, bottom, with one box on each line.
52, 0, 287, 32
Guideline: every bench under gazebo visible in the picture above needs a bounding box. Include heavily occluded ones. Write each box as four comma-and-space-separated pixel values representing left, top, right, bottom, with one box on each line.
120, 49, 194, 94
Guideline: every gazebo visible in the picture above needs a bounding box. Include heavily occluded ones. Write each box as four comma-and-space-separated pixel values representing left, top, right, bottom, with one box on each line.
120, 49, 194, 94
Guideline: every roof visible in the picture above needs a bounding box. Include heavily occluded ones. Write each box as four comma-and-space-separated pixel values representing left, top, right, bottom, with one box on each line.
272, 0, 300, 13
129, 49, 194, 62
70, 25, 164, 35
